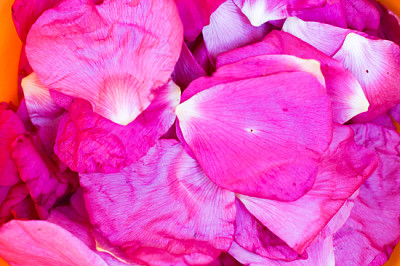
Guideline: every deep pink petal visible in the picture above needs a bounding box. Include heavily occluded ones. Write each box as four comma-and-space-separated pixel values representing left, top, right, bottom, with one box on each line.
333, 123, 400, 265
80, 140, 236, 261
233, 0, 325, 26
0, 220, 107, 265
237, 124, 377, 253
18, 45, 33, 100
217, 30, 369, 123
176, 57, 332, 200
377, 6, 400, 45
26, 0, 183, 125
202, 0, 271, 63
55, 80, 180, 173
340, 0, 380, 32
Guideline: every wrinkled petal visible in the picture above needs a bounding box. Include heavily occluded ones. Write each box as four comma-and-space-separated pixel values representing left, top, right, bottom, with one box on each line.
12, 0, 62, 42
176, 56, 332, 200
203, 0, 271, 63
176, 0, 225, 41
233, 0, 325, 27
55, 80, 180, 173
217, 30, 369, 123
237, 124, 377, 253
228, 237, 335, 265
80, 140, 236, 261
26, 0, 183, 125
0, 220, 107, 266
11, 134, 78, 219
334, 123, 400, 265
171, 42, 206, 89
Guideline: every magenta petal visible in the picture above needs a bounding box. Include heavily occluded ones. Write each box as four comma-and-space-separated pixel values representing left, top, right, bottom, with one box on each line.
237, 124, 377, 253
233, 0, 325, 26
80, 140, 236, 260
26, 0, 183, 125
333, 123, 400, 265
341, 0, 380, 32
176, 58, 332, 200
55, 80, 180, 174
0, 220, 107, 265
202, 0, 271, 63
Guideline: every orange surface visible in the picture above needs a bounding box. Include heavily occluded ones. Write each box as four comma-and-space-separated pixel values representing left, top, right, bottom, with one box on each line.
0, 0, 400, 265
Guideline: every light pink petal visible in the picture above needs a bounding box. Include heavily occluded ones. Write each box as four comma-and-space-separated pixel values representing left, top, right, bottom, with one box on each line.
171, 42, 206, 89
12, 0, 62, 42
203, 0, 271, 63
26, 0, 183, 125
176, 58, 332, 200
80, 140, 236, 260
334, 33, 400, 121
216, 30, 369, 123
233, 0, 325, 27
55, 80, 180, 174
237, 124, 377, 253
11, 134, 78, 219
340, 0, 380, 32
333, 123, 400, 265
176, 0, 225, 41
282, 17, 350, 56
234, 199, 302, 261
229, 237, 335, 265
0, 220, 107, 266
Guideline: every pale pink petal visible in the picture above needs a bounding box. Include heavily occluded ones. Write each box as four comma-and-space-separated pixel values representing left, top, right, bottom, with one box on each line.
176, 0, 225, 41
233, 0, 325, 27
203, 0, 271, 63
80, 140, 236, 261
334, 33, 400, 121
26, 0, 183, 125
55, 80, 180, 173
236, 124, 377, 253
229, 237, 335, 265
171, 42, 206, 89
176, 59, 332, 200
333, 123, 400, 265
0, 220, 107, 266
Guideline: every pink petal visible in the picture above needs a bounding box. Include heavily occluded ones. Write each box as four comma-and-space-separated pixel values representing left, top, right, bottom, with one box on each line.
233, 0, 326, 27
55, 80, 180, 174
18, 45, 33, 100
377, 6, 400, 45
26, 0, 183, 125
333, 123, 400, 265
236, 124, 377, 253
176, 0, 225, 41
80, 140, 236, 261
0, 220, 107, 265
228, 237, 335, 265
217, 30, 369, 123
12, 0, 62, 42
340, 0, 380, 32
334, 33, 400, 121
202, 0, 271, 63
176, 58, 332, 200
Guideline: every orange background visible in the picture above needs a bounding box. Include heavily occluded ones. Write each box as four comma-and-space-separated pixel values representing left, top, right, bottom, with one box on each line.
0, 0, 399, 265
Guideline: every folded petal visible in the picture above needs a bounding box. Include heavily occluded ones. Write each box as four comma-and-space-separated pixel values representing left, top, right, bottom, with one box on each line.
203, 0, 271, 63
26, 0, 183, 125
333, 123, 400, 265
55, 80, 180, 174
237, 124, 377, 253
0, 220, 107, 266
233, 0, 326, 27
176, 58, 332, 200
80, 140, 236, 261
217, 30, 369, 123
334, 33, 400, 121
176, 0, 225, 41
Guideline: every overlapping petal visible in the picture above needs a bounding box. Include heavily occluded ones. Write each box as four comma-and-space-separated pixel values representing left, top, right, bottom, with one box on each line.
26, 0, 183, 125
55, 80, 180, 173
80, 140, 236, 262
176, 56, 332, 200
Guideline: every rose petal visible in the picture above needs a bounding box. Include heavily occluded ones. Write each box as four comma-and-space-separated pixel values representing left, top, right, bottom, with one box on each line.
340, 0, 380, 32
55, 80, 180, 174
80, 140, 236, 261
26, 0, 183, 125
